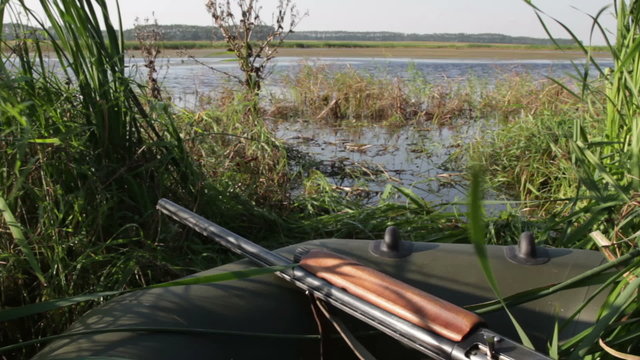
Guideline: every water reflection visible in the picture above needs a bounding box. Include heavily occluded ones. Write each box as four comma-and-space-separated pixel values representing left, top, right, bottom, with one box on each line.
273, 120, 485, 205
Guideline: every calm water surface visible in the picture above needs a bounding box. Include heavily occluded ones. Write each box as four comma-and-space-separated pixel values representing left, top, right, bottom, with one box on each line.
137, 56, 611, 108
274, 120, 479, 205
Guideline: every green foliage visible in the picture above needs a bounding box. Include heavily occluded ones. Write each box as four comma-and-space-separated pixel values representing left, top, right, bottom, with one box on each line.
0, 1, 291, 357
175, 101, 291, 210
293, 184, 466, 243
563, 2, 640, 355
124, 40, 223, 50
121, 39, 605, 51
286, 31, 577, 46
1, 2, 185, 355
467, 168, 535, 349
272, 63, 584, 125
278, 64, 419, 123
471, 107, 591, 207
518, 0, 640, 247
121, 24, 277, 42
475, 0, 640, 357
0, 264, 292, 324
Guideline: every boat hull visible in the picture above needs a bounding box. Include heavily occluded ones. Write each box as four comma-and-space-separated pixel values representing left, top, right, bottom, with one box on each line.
34, 239, 607, 359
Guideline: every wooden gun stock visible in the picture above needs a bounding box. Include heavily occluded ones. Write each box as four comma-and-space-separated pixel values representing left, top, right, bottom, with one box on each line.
300, 249, 483, 342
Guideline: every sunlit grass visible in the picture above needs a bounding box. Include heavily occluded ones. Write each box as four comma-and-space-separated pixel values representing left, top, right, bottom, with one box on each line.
0, 1, 290, 357
267, 63, 583, 125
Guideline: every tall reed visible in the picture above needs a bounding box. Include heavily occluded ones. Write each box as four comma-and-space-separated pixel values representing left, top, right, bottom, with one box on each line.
479, 1, 640, 357
278, 64, 418, 123
270, 63, 585, 125
566, 3, 640, 355
0, 1, 257, 357
1, 0, 300, 350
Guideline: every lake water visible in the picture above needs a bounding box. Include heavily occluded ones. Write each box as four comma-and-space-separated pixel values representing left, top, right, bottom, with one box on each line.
138, 56, 611, 206
134, 56, 612, 109
274, 120, 482, 205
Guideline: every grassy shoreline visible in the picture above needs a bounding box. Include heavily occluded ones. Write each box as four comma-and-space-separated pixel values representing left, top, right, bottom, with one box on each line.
121, 40, 610, 60
7, 40, 608, 60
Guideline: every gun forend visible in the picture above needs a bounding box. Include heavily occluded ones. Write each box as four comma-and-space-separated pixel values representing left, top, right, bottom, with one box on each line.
299, 249, 483, 342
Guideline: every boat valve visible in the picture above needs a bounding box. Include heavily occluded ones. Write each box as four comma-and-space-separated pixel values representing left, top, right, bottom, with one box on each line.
505, 232, 550, 265
370, 226, 413, 258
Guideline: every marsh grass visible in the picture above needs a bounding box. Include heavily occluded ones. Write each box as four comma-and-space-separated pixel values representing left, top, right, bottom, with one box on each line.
275, 64, 419, 123
465, 1, 640, 357
1, 2, 188, 354
470, 97, 602, 208
176, 99, 292, 209
478, 73, 586, 119
557, 2, 640, 355
268, 63, 583, 126
0, 1, 294, 357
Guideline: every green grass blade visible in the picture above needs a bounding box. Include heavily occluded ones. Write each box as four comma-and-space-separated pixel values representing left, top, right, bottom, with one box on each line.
575, 143, 631, 202
468, 167, 534, 349
0, 265, 293, 322
0, 326, 319, 355
570, 276, 640, 359
0, 195, 46, 285
0, 291, 123, 322
549, 320, 559, 359
394, 185, 430, 210
148, 265, 294, 288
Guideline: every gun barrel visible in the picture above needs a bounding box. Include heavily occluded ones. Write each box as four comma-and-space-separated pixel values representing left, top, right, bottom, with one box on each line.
157, 198, 291, 267
156, 198, 550, 360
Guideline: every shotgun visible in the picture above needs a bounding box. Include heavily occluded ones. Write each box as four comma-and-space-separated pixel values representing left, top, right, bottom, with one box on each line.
157, 198, 550, 360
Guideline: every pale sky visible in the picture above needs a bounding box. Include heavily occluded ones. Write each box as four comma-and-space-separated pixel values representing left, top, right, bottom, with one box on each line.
21, 0, 618, 45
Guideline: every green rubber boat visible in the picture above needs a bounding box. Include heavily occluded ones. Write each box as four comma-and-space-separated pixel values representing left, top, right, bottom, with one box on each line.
33, 230, 607, 359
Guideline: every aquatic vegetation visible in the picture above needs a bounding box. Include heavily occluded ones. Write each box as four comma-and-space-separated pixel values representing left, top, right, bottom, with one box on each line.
176, 100, 292, 208
267, 62, 583, 125
0, 1, 289, 357
276, 64, 419, 122
470, 94, 603, 208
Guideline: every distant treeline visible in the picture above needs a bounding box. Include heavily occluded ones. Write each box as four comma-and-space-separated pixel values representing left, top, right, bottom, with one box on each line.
2, 23, 576, 46
289, 31, 576, 45
124, 25, 576, 45
2, 23, 40, 40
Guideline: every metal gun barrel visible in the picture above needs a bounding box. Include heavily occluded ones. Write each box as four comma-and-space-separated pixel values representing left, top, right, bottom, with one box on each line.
157, 198, 291, 267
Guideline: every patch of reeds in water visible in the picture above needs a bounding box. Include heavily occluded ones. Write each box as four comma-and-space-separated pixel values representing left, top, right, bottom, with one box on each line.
267, 62, 583, 125
272, 64, 419, 123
